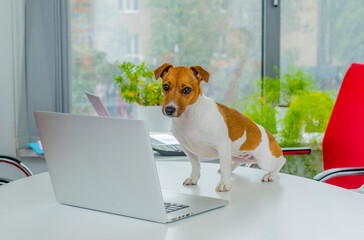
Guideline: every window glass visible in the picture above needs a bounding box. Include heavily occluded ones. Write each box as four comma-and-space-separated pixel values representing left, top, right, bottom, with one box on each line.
70, 0, 262, 119
281, 0, 364, 91
279, 0, 364, 178
280, 0, 364, 146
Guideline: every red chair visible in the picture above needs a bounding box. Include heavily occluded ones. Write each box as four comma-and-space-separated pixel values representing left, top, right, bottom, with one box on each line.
314, 63, 364, 189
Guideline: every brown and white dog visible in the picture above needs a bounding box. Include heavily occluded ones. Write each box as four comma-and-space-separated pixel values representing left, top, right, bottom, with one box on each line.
154, 63, 286, 192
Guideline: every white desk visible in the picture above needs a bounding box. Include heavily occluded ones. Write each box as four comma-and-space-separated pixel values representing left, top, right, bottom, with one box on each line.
1, 162, 364, 240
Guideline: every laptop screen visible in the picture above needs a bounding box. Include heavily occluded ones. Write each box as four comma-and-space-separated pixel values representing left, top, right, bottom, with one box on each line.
85, 92, 111, 117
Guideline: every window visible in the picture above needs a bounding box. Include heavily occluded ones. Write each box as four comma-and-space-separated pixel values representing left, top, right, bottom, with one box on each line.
69, 0, 364, 178
70, 0, 262, 118
278, 0, 364, 178
118, 0, 139, 13
124, 33, 141, 60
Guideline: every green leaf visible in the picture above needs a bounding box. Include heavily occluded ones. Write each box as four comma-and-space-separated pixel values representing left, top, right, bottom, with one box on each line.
114, 61, 163, 106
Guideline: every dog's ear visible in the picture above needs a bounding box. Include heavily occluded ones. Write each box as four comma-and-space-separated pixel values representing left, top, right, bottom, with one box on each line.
190, 65, 210, 83
154, 63, 173, 80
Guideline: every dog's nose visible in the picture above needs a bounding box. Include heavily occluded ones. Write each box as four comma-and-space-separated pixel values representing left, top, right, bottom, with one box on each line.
165, 106, 176, 116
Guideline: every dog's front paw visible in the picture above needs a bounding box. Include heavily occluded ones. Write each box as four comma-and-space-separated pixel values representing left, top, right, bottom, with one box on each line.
215, 180, 230, 192
183, 177, 198, 186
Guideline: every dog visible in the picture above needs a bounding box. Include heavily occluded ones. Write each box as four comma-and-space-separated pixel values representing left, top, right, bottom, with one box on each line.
154, 63, 286, 192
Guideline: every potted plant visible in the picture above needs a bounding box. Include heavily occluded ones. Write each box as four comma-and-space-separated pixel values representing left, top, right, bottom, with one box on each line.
114, 62, 171, 132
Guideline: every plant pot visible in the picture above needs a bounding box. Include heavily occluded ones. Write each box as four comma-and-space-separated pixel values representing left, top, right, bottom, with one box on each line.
136, 105, 172, 132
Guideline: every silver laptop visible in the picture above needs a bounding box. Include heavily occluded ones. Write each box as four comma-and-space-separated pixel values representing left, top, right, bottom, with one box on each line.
34, 111, 228, 223
85, 92, 111, 117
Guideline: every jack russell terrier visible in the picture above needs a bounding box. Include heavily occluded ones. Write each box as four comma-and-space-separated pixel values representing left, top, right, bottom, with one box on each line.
154, 63, 286, 192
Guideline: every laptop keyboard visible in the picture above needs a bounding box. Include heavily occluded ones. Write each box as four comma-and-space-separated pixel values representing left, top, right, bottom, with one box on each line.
164, 202, 189, 214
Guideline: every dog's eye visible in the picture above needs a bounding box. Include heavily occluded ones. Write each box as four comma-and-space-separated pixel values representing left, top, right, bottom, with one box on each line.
163, 84, 170, 91
182, 87, 192, 95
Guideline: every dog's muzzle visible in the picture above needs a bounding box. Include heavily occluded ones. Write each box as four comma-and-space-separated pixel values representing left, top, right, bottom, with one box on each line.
164, 106, 176, 117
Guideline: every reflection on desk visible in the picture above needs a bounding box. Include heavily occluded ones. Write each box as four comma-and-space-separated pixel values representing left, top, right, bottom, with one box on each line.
1, 162, 364, 240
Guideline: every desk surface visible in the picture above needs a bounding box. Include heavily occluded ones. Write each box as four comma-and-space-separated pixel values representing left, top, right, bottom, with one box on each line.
1, 162, 364, 240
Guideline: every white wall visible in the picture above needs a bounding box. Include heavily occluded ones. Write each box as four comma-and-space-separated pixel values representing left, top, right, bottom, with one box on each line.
0, 0, 16, 156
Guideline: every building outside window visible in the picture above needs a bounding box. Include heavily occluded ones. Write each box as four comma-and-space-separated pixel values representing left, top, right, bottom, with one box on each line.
118, 0, 139, 13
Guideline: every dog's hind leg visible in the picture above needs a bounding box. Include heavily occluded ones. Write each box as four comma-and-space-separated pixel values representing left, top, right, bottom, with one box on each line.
258, 155, 286, 182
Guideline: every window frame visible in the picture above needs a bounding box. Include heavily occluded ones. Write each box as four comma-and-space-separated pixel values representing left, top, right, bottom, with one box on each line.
262, 0, 281, 96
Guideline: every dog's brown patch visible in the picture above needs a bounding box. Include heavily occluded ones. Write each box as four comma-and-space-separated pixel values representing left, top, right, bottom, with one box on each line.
264, 129, 283, 157
216, 103, 262, 151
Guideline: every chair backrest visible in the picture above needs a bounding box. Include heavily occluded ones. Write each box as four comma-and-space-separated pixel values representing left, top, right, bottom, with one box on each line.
322, 63, 364, 188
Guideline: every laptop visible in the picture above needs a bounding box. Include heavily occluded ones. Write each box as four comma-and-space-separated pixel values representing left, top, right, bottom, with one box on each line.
34, 111, 228, 223
85, 92, 111, 117
85, 91, 186, 156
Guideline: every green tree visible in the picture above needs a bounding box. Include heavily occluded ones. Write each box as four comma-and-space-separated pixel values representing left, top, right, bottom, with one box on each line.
71, 45, 116, 114
147, 0, 227, 67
